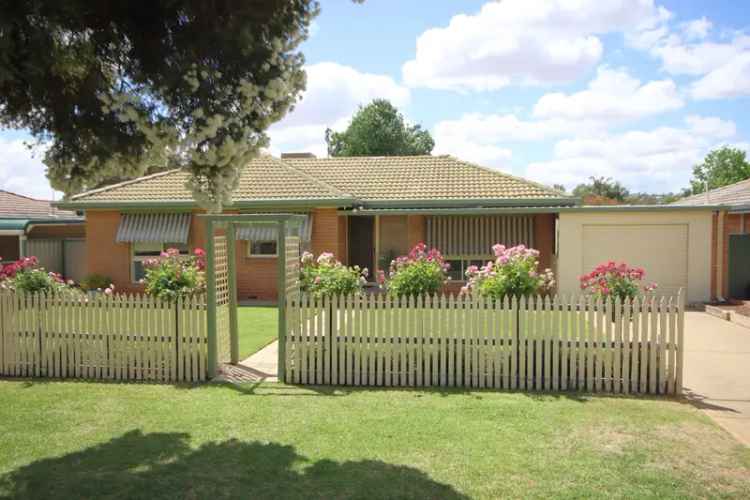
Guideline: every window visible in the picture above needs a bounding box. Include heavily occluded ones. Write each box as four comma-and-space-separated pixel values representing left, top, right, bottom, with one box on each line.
132, 242, 189, 282
446, 258, 486, 282
247, 240, 277, 257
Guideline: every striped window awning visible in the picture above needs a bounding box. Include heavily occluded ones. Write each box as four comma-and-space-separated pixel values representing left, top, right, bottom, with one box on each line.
426, 215, 535, 256
236, 214, 313, 242
115, 213, 191, 243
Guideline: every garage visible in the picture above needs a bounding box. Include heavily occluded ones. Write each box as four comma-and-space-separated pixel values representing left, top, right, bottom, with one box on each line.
581, 224, 688, 297
557, 207, 714, 304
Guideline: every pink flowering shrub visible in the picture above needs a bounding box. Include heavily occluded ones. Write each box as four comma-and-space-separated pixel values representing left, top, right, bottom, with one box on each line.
463, 244, 555, 299
0, 256, 76, 294
300, 251, 367, 298
385, 243, 450, 298
579, 261, 657, 302
142, 248, 206, 300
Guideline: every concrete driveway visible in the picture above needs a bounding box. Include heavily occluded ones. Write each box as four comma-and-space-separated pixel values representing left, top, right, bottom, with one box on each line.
683, 311, 750, 445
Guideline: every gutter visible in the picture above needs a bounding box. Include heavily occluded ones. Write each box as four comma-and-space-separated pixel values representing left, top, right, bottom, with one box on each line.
346, 204, 727, 216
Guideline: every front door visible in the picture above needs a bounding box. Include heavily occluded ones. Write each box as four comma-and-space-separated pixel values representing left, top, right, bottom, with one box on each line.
728, 234, 750, 299
348, 216, 374, 273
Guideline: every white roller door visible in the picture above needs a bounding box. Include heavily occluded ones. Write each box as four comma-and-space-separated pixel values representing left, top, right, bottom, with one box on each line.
582, 224, 688, 297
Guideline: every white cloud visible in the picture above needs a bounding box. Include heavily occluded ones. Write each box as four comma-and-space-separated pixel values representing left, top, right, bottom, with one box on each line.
533, 66, 683, 121
0, 138, 59, 200
268, 62, 410, 156
630, 13, 750, 99
690, 52, 750, 100
680, 17, 712, 41
402, 0, 664, 92
525, 116, 738, 193
432, 112, 595, 171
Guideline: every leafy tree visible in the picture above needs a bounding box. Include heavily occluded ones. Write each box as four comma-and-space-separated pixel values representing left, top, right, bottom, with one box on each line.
325, 99, 434, 157
551, 183, 567, 193
689, 146, 750, 194
0, 1, 319, 210
572, 176, 630, 202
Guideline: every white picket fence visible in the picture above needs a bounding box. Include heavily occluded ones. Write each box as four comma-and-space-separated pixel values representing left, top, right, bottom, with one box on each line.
285, 293, 684, 395
0, 292, 208, 382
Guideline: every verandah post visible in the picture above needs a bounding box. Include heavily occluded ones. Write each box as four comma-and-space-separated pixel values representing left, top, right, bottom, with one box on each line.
227, 221, 239, 364
206, 219, 218, 379
277, 220, 287, 383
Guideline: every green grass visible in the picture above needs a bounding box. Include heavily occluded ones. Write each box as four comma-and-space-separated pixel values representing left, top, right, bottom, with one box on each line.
237, 306, 277, 360
0, 381, 748, 499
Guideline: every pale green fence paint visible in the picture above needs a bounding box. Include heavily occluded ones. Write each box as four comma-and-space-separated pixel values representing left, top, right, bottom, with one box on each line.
285, 292, 685, 395
201, 214, 305, 382
0, 291, 208, 382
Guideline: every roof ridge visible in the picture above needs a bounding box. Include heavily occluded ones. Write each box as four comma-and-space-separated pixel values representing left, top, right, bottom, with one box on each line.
71, 169, 182, 201
272, 156, 354, 199
444, 155, 572, 199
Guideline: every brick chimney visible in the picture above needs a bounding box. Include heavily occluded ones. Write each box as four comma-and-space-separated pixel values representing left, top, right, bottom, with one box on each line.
281, 152, 316, 159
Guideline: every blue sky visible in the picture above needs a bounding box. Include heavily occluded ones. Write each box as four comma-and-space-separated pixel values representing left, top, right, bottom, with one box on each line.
2, 0, 749, 199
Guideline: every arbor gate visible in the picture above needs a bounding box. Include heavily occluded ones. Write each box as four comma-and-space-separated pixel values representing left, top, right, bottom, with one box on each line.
202, 214, 303, 380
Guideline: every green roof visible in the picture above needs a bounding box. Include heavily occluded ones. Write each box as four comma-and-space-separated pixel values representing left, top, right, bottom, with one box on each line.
60, 155, 574, 209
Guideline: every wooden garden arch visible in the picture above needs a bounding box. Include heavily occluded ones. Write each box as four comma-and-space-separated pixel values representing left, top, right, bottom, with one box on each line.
200, 214, 305, 381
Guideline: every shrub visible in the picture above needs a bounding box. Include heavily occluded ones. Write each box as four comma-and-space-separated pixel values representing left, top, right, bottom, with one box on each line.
299, 251, 367, 299
579, 261, 657, 302
0, 256, 76, 294
385, 243, 449, 298
142, 248, 206, 300
80, 273, 114, 292
463, 244, 554, 300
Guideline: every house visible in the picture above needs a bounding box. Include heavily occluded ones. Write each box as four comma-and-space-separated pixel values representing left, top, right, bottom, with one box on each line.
672, 178, 750, 300
0, 190, 86, 280
56, 154, 717, 304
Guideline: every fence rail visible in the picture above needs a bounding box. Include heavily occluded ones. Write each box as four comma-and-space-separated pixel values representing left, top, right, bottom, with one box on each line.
285, 292, 684, 395
0, 292, 208, 382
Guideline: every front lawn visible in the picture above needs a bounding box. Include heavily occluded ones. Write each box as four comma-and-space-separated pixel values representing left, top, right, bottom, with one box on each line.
237, 306, 277, 360
1, 381, 748, 499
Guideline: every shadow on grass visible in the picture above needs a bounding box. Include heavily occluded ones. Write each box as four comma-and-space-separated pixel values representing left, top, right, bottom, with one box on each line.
0, 430, 467, 500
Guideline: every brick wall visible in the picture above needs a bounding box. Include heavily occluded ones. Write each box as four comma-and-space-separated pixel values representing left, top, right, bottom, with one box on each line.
235, 207, 342, 301
407, 215, 425, 249
534, 213, 556, 271
85, 211, 140, 293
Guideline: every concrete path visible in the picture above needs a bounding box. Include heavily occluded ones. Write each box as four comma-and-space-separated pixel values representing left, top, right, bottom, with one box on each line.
216, 341, 278, 383
683, 311, 750, 446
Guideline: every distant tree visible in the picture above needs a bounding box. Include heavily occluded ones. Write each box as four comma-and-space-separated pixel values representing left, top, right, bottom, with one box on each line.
551, 183, 567, 193
572, 176, 630, 203
625, 192, 681, 205
688, 146, 750, 194
325, 99, 434, 157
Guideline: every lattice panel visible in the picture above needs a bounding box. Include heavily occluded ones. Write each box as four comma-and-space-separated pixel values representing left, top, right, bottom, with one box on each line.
285, 235, 301, 299
213, 234, 231, 363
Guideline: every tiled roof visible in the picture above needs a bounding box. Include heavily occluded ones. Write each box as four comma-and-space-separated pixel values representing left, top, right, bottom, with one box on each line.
71, 156, 349, 203
0, 190, 79, 219
671, 178, 750, 208
66, 155, 571, 207
286, 155, 566, 203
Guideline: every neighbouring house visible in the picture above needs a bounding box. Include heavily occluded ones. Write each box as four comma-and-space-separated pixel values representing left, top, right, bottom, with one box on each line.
0, 190, 86, 281
672, 178, 750, 300
56, 154, 718, 304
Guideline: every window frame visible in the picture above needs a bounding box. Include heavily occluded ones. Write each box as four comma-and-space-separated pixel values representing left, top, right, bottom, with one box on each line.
444, 255, 491, 283
246, 239, 278, 258
131, 242, 189, 283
